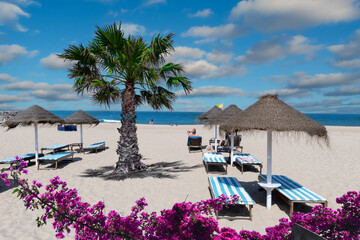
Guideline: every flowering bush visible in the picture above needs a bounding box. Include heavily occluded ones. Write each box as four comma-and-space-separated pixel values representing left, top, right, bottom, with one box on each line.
1, 157, 360, 239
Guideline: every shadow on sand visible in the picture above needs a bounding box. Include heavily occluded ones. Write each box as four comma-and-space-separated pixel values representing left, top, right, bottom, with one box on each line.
79, 160, 203, 181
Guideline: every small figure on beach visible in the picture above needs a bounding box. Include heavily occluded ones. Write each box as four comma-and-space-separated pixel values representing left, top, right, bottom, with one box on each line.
151, 119, 154, 125
187, 128, 197, 136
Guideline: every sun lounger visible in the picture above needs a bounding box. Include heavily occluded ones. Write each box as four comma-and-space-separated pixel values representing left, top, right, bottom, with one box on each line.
188, 136, 202, 152
41, 144, 70, 154
83, 142, 105, 153
234, 153, 263, 174
208, 176, 255, 220
259, 174, 328, 216
0, 153, 44, 165
37, 151, 75, 170
203, 152, 228, 174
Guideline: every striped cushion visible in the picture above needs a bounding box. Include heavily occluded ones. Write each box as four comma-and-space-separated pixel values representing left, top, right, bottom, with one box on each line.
260, 175, 326, 202
42, 144, 68, 150
84, 142, 105, 149
203, 152, 226, 163
234, 153, 261, 164
38, 152, 74, 160
209, 177, 255, 205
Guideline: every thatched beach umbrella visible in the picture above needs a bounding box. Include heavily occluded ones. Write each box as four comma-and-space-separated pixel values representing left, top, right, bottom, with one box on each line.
4, 105, 64, 168
196, 106, 222, 151
64, 110, 99, 150
220, 94, 328, 210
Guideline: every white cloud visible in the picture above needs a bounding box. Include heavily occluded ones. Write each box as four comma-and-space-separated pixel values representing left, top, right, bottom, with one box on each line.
0, 2, 29, 32
6, 0, 41, 6
324, 86, 360, 96
177, 86, 245, 98
290, 98, 343, 113
206, 51, 233, 63
333, 59, 360, 69
0, 44, 37, 65
0, 73, 17, 82
288, 72, 360, 89
143, 0, 166, 6
0, 94, 30, 103
328, 29, 360, 60
230, 0, 360, 32
173, 46, 206, 59
40, 53, 74, 70
237, 35, 322, 64
189, 9, 213, 18
182, 60, 246, 80
30, 89, 79, 101
122, 23, 146, 36
183, 24, 244, 40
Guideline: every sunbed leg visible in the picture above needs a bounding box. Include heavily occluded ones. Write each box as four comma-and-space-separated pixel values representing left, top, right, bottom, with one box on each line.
241, 164, 244, 174
249, 205, 253, 221
216, 211, 218, 220
323, 201, 328, 208
37, 161, 40, 170
55, 161, 58, 170
260, 165, 262, 174
225, 164, 228, 174
290, 202, 294, 217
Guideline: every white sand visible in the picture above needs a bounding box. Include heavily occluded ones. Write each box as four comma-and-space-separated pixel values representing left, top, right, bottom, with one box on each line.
0, 123, 359, 239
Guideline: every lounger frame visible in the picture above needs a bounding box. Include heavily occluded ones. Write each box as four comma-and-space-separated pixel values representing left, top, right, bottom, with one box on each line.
83, 142, 105, 154
258, 175, 328, 216
208, 177, 254, 221
0, 153, 44, 165
234, 153, 263, 174
41, 144, 70, 154
37, 152, 75, 170
203, 152, 228, 174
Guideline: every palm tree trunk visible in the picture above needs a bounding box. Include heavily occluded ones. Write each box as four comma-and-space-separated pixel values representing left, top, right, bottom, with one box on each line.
115, 80, 143, 173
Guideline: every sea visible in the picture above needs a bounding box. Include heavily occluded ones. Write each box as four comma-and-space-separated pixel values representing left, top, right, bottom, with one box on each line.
51, 110, 360, 127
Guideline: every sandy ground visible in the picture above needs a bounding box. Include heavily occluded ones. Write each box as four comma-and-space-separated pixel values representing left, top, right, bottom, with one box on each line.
0, 123, 359, 239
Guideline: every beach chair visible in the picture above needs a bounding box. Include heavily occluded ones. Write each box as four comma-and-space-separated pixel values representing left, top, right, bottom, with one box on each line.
203, 152, 228, 174
234, 153, 263, 174
213, 135, 243, 153
37, 151, 75, 170
83, 142, 106, 153
0, 153, 44, 165
41, 144, 70, 154
188, 136, 202, 152
259, 175, 328, 216
208, 176, 255, 220
289, 223, 325, 240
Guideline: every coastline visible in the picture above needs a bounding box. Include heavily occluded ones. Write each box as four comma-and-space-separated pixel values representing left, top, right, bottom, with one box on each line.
0, 124, 359, 239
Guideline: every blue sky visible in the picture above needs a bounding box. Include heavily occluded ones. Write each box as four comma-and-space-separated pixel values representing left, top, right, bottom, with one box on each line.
1, 0, 360, 113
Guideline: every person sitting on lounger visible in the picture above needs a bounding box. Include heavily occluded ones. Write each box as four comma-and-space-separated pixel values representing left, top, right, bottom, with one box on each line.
187, 128, 198, 136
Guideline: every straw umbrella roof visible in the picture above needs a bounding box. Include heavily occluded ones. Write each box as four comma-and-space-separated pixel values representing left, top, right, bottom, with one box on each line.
64, 110, 99, 125
196, 105, 222, 121
220, 94, 328, 139
206, 104, 242, 125
4, 105, 64, 129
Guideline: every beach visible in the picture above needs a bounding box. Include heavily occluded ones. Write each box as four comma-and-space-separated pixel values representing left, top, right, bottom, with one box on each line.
0, 123, 359, 239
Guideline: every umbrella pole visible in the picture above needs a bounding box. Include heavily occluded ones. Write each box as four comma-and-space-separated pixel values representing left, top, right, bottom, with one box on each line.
80, 124, 83, 152
230, 134, 234, 166
34, 123, 39, 169
214, 124, 218, 151
267, 129, 272, 184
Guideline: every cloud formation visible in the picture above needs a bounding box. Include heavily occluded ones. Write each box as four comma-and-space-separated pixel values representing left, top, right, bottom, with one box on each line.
0, 94, 30, 103
173, 46, 206, 59
258, 88, 310, 99
189, 9, 213, 18
230, 0, 360, 32
0, 44, 38, 65
333, 59, 360, 69
0, 2, 30, 32
237, 35, 322, 64
287, 72, 360, 89
122, 23, 146, 36
0, 73, 17, 82
328, 29, 360, 60
324, 86, 360, 96
177, 86, 245, 98
40, 53, 74, 70
142, 0, 166, 6
183, 24, 244, 40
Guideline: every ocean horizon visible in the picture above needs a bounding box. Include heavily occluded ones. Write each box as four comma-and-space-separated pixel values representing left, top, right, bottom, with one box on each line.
50, 110, 360, 127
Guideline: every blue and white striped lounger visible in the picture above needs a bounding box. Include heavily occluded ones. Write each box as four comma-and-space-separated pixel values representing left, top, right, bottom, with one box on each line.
203, 152, 228, 174
41, 144, 69, 154
259, 174, 328, 216
208, 176, 255, 220
37, 152, 75, 170
234, 153, 263, 174
83, 142, 105, 153
0, 153, 44, 164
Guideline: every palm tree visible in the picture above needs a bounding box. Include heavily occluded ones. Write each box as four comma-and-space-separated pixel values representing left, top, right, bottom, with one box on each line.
59, 23, 192, 173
